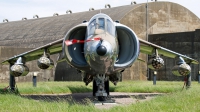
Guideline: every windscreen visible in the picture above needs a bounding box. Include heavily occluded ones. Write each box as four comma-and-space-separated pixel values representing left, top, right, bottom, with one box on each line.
88, 19, 96, 36
87, 17, 116, 37
107, 19, 115, 36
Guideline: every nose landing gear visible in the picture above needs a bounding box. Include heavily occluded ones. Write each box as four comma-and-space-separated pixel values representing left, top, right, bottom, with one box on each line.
93, 74, 109, 101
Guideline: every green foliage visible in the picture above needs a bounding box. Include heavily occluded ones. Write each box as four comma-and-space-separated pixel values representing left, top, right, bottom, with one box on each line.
109, 85, 200, 112
0, 94, 98, 112
0, 81, 185, 94
0, 86, 20, 95
1, 81, 93, 94
111, 81, 183, 93
0, 81, 200, 112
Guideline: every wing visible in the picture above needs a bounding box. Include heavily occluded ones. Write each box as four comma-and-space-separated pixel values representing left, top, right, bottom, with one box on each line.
113, 22, 198, 74
2, 38, 63, 65
1, 22, 88, 77
139, 38, 199, 64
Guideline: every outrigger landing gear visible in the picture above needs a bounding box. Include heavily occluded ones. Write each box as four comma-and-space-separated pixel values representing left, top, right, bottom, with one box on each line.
93, 74, 109, 101
9, 63, 16, 92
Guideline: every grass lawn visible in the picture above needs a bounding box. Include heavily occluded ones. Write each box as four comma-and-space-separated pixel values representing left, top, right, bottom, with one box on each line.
0, 81, 200, 112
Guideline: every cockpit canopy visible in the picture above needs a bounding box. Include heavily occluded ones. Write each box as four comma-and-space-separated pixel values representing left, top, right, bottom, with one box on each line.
87, 13, 116, 37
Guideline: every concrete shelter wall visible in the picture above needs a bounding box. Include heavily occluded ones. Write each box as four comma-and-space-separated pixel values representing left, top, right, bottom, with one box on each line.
0, 47, 56, 82
120, 2, 200, 80
148, 29, 200, 81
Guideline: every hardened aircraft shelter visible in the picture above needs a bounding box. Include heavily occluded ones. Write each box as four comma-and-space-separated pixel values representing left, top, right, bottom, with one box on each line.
0, 1, 200, 82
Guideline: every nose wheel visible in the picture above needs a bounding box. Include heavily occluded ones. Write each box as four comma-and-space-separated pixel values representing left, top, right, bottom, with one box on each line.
93, 74, 109, 101
98, 96, 106, 101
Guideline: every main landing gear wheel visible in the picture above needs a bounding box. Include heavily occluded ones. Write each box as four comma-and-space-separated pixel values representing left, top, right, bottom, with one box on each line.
105, 80, 109, 96
93, 80, 97, 96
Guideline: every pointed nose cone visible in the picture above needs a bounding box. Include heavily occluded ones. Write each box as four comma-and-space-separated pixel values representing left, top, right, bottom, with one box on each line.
96, 45, 107, 56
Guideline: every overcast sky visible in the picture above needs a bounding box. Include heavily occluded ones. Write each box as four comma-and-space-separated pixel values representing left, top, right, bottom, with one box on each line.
0, 0, 199, 22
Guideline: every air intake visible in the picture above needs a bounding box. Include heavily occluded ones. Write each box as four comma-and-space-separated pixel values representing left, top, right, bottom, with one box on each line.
3, 19, 9, 22
105, 4, 111, 8
53, 13, 59, 16
22, 17, 27, 20
131, 1, 137, 4
66, 10, 72, 14
89, 8, 94, 11
33, 15, 39, 18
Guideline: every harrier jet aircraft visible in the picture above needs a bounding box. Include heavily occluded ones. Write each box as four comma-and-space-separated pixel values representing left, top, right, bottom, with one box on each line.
2, 13, 198, 101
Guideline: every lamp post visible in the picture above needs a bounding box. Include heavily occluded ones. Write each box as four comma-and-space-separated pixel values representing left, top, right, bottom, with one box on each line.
146, 0, 148, 42
146, 0, 149, 80
146, 0, 157, 41
198, 71, 200, 83
146, 0, 158, 82
153, 71, 157, 85
33, 72, 38, 87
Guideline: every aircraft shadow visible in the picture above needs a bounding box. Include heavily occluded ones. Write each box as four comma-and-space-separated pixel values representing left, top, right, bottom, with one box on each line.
22, 93, 94, 104
67, 86, 92, 93
22, 92, 161, 105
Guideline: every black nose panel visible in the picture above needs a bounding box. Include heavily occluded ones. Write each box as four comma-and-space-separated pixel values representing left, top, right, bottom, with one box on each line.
96, 45, 107, 56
